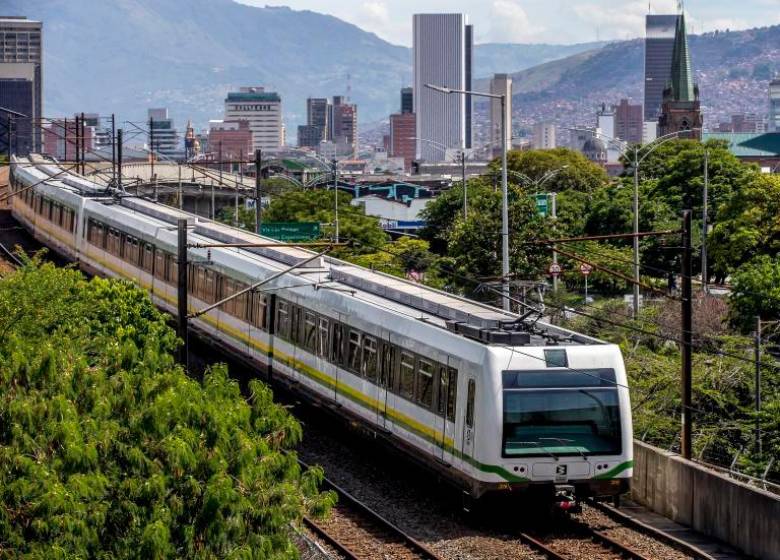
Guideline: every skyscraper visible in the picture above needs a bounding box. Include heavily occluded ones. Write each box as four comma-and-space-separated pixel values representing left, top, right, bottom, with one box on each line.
770, 79, 780, 132
614, 99, 644, 144
644, 14, 680, 122
401, 87, 414, 114
413, 13, 472, 161
331, 96, 358, 157
0, 16, 43, 155
489, 74, 512, 155
298, 97, 330, 148
658, 14, 702, 139
224, 87, 282, 152
148, 108, 180, 158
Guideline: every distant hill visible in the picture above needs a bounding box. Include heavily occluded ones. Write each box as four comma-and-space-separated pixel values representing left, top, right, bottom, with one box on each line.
497, 25, 780, 131
5, 0, 613, 135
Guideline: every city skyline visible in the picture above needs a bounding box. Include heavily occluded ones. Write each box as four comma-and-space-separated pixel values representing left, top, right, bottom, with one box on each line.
238, 0, 780, 46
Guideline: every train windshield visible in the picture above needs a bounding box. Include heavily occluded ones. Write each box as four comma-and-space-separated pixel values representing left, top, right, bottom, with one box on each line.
502, 369, 622, 458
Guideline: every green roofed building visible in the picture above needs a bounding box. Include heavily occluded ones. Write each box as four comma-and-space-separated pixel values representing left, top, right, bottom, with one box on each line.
703, 132, 780, 171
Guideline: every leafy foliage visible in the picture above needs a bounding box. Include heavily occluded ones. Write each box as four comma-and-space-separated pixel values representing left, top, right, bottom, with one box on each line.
0, 261, 334, 559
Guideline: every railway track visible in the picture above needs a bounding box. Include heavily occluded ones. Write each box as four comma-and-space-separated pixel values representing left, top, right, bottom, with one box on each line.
520, 525, 653, 560
299, 459, 444, 560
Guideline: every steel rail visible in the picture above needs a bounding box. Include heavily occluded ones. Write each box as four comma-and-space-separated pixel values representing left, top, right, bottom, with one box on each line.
298, 459, 444, 560
519, 522, 653, 560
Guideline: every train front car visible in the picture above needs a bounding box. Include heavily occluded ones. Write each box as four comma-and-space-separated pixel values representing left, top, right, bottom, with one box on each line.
471, 342, 632, 510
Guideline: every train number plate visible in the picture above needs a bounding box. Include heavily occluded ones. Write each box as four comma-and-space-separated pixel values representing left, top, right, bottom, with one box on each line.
555, 464, 568, 483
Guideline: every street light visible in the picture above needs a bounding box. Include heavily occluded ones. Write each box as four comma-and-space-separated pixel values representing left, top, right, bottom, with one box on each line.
425, 83, 510, 311
567, 127, 698, 317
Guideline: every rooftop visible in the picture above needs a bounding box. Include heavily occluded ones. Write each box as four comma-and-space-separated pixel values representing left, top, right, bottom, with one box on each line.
226, 92, 281, 103
703, 132, 780, 157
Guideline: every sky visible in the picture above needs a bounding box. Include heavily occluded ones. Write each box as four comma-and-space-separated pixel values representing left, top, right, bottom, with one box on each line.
239, 0, 780, 46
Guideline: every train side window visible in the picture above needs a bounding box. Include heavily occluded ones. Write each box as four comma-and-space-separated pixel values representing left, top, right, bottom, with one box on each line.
290, 306, 302, 344
276, 300, 290, 339
154, 249, 166, 281
142, 244, 154, 273
347, 329, 362, 374
400, 351, 415, 400
466, 379, 476, 428
416, 359, 434, 409
317, 317, 330, 357
250, 292, 266, 329
232, 281, 248, 321
169, 258, 178, 286
303, 311, 317, 352
53, 204, 62, 227
361, 336, 377, 381
204, 269, 217, 303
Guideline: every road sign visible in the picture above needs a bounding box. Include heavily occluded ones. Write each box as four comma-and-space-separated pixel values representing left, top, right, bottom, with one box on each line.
260, 222, 320, 241
580, 263, 593, 276
549, 263, 562, 276
535, 194, 549, 217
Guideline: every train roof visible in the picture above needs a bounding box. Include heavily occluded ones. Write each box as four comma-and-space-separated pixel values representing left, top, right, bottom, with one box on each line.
11, 155, 604, 348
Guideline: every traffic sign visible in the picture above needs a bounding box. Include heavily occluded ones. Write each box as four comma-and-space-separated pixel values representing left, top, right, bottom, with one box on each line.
549, 263, 562, 276
260, 222, 320, 241
535, 194, 549, 217
580, 263, 593, 276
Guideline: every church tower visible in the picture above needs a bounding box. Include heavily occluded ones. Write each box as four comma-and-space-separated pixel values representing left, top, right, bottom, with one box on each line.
658, 13, 702, 139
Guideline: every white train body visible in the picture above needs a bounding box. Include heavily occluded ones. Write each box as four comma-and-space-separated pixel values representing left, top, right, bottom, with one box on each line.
10, 157, 633, 501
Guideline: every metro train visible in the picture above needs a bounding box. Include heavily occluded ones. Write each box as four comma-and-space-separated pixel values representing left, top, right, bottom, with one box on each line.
9, 156, 633, 507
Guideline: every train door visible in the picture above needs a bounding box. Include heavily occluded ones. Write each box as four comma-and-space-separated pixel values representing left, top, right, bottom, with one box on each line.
376, 338, 395, 432
437, 362, 457, 462
461, 378, 477, 466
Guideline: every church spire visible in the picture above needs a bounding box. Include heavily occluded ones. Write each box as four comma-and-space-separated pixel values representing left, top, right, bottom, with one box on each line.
668, 13, 695, 102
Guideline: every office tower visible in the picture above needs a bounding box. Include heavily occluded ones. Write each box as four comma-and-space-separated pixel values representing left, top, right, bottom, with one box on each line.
532, 123, 556, 150
658, 14, 702, 139
389, 113, 416, 171
644, 14, 680, 122
0, 16, 43, 155
770, 79, 780, 132
465, 23, 473, 150
596, 103, 616, 139
489, 73, 512, 154
298, 97, 330, 148
614, 99, 644, 144
413, 13, 472, 161
331, 96, 358, 157
401, 87, 414, 114
147, 108, 180, 158
224, 86, 282, 151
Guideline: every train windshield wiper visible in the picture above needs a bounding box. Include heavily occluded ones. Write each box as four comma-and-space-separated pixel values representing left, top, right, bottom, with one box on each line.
518, 440, 559, 461
539, 437, 587, 461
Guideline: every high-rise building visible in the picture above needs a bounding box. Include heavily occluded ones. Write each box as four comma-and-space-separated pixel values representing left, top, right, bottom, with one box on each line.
208, 120, 253, 163
331, 95, 357, 157
770, 79, 780, 132
43, 118, 94, 161
614, 99, 644, 144
148, 108, 180, 158
389, 112, 416, 171
0, 16, 43, 155
413, 13, 472, 161
533, 123, 556, 150
644, 14, 680, 122
489, 74, 512, 155
717, 113, 767, 134
401, 87, 414, 114
298, 97, 330, 148
224, 86, 282, 151
596, 103, 616, 140
658, 14, 702, 139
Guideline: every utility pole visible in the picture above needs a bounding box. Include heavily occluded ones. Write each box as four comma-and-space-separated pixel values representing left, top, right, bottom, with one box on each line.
254, 149, 262, 234
149, 116, 155, 181
80, 112, 86, 175
333, 158, 340, 243
461, 151, 467, 219
177, 218, 189, 368
117, 129, 123, 191
755, 316, 762, 455
111, 114, 116, 187
551, 192, 559, 293
236, 148, 242, 227
681, 209, 693, 460
702, 149, 709, 290
178, 163, 182, 209
74, 114, 80, 170
632, 147, 641, 318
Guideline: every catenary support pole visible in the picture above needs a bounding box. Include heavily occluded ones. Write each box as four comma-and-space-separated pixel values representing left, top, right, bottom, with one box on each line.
755, 316, 762, 455
255, 149, 262, 234
702, 149, 709, 290
80, 112, 86, 175
177, 218, 189, 368
500, 94, 510, 311
681, 209, 693, 460
111, 114, 116, 186
462, 151, 467, 219
552, 192, 559, 293
633, 148, 641, 318
117, 129, 123, 191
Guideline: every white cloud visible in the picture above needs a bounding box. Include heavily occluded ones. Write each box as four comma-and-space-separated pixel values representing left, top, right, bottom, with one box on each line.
489, 0, 545, 42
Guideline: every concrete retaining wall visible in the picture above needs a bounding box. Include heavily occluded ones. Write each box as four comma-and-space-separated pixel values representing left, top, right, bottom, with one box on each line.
632, 440, 780, 560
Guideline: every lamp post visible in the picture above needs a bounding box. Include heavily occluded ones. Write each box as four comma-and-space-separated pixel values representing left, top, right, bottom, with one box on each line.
426, 83, 510, 311
567, 127, 698, 317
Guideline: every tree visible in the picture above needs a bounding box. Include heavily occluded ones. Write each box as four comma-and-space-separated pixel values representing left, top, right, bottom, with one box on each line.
729, 256, 780, 332
490, 148, 610, 193
0, 261, 335, 558
709, 174, 780, 280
